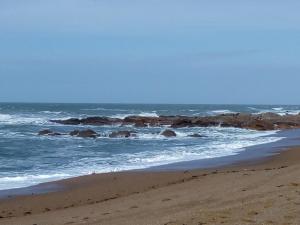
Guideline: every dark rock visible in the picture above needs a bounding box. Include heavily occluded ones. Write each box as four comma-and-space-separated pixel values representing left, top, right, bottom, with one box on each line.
188, 133, 204, 138
260, 112, 281, 120
81, 117, 122, 126
50, 118, 81, 125
38, 129, 61, 136
192, 119, 220, 127
70, 129, 98, 138
38, 129, 53, 135
171, 118, 192, 128
134, 121, 147, 127
245, 120, 274, 131
70, 130, 80, 136
49, 113, 300, 131
161, 129, 176, 137
50, 117, 122, 126
109, 131, 135, 138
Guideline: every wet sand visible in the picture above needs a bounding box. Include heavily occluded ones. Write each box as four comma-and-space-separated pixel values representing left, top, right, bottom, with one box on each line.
0, 147, 300, 225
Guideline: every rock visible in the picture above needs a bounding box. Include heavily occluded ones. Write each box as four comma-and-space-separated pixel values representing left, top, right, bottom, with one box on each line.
171, 119, 192, 128
50, 118, 81, 125
81, 117, 122, 126
245, 120, 275, 131
38, 129, 61, 136
38, 129, 53, 135
109, 131, 135, 138
49, 113, 300, 131
134, 121, 147, 127
188, 133, 204, 138
70, 129, 98, 138
50, 117, 122, 126
161, 129, 176, 137
191, 118, 220, 127
70, 130, 80, 136
274, 121, 299, 129
260, 112, 281, 119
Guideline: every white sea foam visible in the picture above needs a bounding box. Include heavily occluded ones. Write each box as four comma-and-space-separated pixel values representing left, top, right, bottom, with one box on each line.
124, 135, 283, 166
138, 112, 159, 117
40, 111, 62, 114
272, 107, 284, 111
0, 108, 286, 191
208, 110, 237, 115
112, 111, 159, 119
255, 109, 300, 116
246, 106, 300, 116
0, 113, 13, 121
248, 107, 258, 111
0, 113, 48, 125
0, 129, 283, 191
0, 173, 71, 190
135, 133, 162, 140
81, 108, 129, 112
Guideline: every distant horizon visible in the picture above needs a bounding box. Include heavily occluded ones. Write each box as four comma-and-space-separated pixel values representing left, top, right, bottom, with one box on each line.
1, 101, 300, 106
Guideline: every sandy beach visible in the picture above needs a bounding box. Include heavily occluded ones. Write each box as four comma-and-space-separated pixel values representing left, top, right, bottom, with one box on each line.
2, 0, 300, 223
0, 146, 299, 225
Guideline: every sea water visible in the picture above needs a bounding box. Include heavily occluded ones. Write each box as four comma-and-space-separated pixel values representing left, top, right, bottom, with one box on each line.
1, 103, 297, 190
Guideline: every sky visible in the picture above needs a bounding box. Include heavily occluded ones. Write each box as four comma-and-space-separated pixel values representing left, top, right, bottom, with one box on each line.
0, 0, 300, 104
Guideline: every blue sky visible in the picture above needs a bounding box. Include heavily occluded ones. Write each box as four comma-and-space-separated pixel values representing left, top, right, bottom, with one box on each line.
0, 0, 300, 104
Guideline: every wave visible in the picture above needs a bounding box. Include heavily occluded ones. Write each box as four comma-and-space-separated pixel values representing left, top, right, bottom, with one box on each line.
112, 112, 159, 119
40, 111, 63, 115
0, 113, 12, 121
272, 107, 284, 111
81, 107, 129, 112
256, 109, 300, 116
0, 113, 48, 125
208, 110, 237, 115
0, 173, 71, 191
124, 135, 283, 166
0, 128, 283, 191
134, 130, 195, 140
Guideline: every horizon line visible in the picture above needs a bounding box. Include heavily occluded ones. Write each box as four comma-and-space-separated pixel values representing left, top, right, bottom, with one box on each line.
0, 101, 299, 106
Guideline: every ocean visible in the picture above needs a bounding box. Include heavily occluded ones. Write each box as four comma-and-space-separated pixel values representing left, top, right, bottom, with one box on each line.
1, 103, 299, 190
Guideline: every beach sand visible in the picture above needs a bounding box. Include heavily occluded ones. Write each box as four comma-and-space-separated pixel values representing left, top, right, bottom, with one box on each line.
0, 147, 300, 225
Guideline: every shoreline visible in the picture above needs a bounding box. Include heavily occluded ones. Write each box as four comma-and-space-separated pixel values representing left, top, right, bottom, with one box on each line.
1, 128, 299, 198
0, 130, 300, 224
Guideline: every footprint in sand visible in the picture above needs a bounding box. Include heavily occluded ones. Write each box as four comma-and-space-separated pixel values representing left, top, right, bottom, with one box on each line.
242, 218, 256, 223
24, 211, 32, 215
248, 211, 259, 216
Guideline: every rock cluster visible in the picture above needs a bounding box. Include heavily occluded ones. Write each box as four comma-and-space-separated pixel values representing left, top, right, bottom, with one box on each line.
50, 113, 300, 131
38, 129, 181, 139
69, 129, 98, 138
